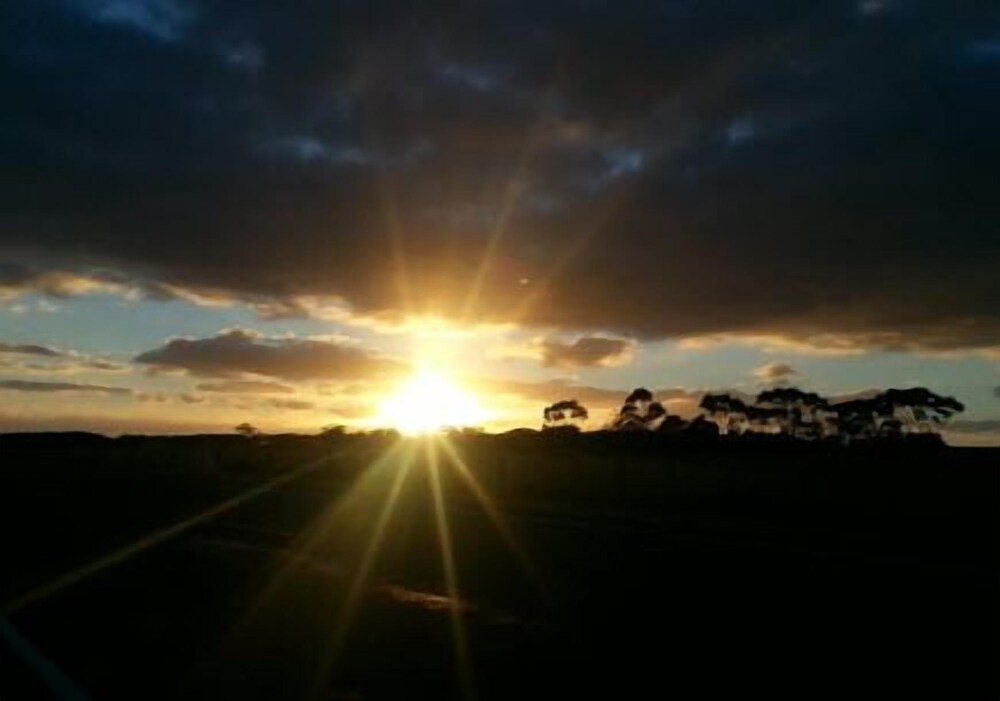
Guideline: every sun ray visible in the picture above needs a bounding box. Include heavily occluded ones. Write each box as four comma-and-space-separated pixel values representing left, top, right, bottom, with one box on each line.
427, 439, 476, 700
376, 166, 413, 316
436, 436, 542, 591
460, 127, 543, 322
461, 66, 565, 324
2, 454, 329, 617
505, 34, 802, 329
508, 185, 633, 327
231, 439, 414, 630
310, 445, 416, 695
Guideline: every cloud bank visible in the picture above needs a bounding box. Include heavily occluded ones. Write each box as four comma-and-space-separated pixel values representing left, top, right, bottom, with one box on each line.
1, 2, 998, 356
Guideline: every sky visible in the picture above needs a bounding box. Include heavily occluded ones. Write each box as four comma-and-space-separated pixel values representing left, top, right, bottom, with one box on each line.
0, 0, 998, 442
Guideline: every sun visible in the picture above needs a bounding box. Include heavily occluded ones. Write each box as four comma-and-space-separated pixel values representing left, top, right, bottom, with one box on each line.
376, 369, 490, 435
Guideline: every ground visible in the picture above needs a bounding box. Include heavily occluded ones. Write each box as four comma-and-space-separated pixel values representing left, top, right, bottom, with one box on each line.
1, 433, 997, 700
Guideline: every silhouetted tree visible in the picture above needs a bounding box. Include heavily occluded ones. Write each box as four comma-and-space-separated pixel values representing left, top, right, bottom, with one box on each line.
625, 387, 654, 412
656, 415, 689, 434
755, 387, 829, 438
832, 398, 880, 441
543, 399, 589, 431
645, 401, 667, 427
320, 424, 347, 438
612, 403, 647, 431
744, 405, 786, 434
608, 389, 674, 431
235, 422, 261, 439
686, 415, 721, 440
832, 387, 964, 442
699, 393, 748, 435
876, 388, 965, 434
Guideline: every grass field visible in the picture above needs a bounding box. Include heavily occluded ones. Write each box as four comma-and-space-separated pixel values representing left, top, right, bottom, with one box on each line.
1, 433, 997, 700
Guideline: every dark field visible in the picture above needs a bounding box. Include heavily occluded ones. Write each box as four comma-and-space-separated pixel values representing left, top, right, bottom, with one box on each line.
1, 433, 997, 700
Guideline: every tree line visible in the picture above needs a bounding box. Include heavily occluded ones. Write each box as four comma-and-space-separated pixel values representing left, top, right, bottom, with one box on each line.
544, 386, 965, 442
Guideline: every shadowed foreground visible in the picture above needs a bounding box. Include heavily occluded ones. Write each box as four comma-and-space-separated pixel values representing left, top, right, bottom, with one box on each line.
1, 432, 997, 700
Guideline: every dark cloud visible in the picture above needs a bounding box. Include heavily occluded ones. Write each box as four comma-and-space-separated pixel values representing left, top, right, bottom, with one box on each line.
994, 386, 1000, 400
0, 342, 65, 357
753, 363, 798, 381
538, 336, 633, 368
196, 379, 296, 394
134, 328, 405, 380
1, 2, 999, 352
0, 379, 132, 395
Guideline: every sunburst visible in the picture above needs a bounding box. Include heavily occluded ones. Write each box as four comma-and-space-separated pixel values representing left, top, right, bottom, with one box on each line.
375, 368, 491, 435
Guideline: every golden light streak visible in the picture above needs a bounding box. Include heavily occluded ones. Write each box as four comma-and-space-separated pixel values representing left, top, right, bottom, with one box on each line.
461, 128, 542, 322
437, 437, 541, 589
461, 68, 564, 324
311, 444, 416, 695
509, 186, 632, 326
506, 34, 799, 329
2, 455, 327, 617
233, 439, 414, 627
376, 166, 413, 317
427, 439, 476, 700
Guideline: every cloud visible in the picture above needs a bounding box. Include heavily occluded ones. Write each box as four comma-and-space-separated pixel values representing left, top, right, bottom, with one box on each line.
994, 386, 1000, 400
532, 336, 635, 368
83, 0, 196, 42
0, 342, 65, 357
1, 2, 998, 354
264, 398, 315, 411
0, 265, 129, 300
753, 363, 798, 381
196, 380, 296, 394
680, 328, 1000, 359
7, 360, 130, 376
82, 359, 130, 373
0, 380, 132, 395
134, 328, 405, 381
0, 340, 131, 375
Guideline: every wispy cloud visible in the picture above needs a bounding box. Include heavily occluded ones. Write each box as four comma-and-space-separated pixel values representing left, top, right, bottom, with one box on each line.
0, 380, 132, 395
